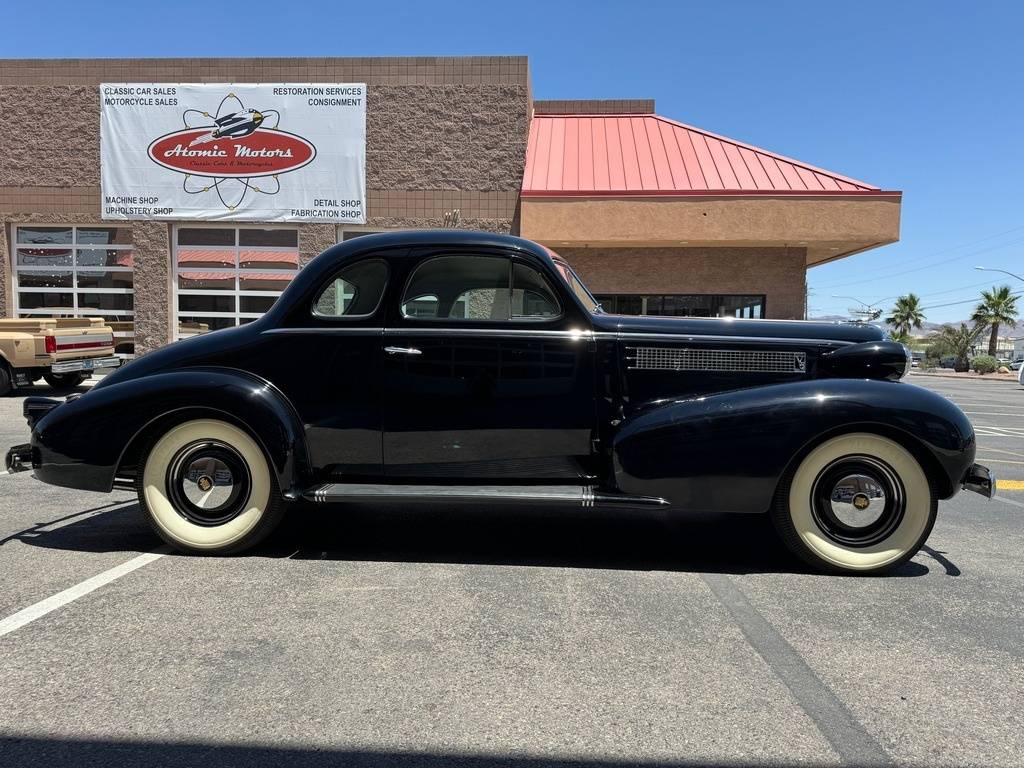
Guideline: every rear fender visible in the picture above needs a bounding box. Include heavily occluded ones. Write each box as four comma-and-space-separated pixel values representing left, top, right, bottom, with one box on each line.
31, 368, 311, 497
612, 379, 975, 512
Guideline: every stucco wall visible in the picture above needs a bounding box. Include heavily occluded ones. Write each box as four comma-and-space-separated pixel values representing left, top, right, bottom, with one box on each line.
0, 224, 8, 318
0, 57, 531, 346
130, 222, 171, 355
521, 196, 900, 266
558, 246, 807, 320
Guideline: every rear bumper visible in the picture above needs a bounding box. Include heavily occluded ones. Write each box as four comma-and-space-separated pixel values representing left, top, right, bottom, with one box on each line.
51, 356, 121, 375
962, 463, 995, 498
5, 443, 35, 473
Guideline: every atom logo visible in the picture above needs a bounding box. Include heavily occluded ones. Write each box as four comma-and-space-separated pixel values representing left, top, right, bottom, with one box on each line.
147, 93, 317, 211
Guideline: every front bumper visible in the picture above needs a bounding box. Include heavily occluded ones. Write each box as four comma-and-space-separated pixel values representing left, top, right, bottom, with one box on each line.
962, 463, 995, 498
51, 355, 121, 375
5, 443, 34, 473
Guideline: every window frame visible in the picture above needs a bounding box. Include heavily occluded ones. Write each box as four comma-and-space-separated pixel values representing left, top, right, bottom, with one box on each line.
172, 223, 300, 338
310, 258, 390, 321
398, 253, 563, 324
11, 224, 135, 321
593, 293, 767, 319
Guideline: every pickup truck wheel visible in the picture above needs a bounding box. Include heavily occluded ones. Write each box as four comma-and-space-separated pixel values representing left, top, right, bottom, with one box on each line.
0, 364, 11, 396
138, 419, 284, 555
43, 372, 86, 390
771, 433, 937, 575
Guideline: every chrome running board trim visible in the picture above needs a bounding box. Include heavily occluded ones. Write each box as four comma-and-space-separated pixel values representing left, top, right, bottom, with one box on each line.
302, 483, 669, 508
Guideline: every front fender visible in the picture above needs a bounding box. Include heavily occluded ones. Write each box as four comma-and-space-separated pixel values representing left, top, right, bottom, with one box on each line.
31, 367, 310, 497
612, 379, 976, 512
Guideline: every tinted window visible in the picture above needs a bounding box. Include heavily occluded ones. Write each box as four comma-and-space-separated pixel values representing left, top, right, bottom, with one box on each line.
512, 262, 559, 318
401, 256, 558, 321
314, 260, 388, 318
402, 256, 509, 320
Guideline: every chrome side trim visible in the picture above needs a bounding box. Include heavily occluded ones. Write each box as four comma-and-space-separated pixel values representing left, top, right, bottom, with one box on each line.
264, 326, 849, 346
263, 327, 384, 335
384, 327, 594, 340
605, 332, 850, 347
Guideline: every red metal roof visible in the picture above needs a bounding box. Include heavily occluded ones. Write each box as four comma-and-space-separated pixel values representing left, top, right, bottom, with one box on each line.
522, 113, 887, 196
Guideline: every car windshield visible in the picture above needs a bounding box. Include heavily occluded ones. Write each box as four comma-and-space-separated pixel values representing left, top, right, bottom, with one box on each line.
549, 255, 601, 313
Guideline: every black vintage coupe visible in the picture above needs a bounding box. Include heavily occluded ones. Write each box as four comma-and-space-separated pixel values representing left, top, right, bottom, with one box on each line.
6, 231, 994, 573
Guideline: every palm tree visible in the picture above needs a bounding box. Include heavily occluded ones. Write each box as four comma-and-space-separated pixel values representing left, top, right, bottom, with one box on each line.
929, 323, 984, 372
885, 294, 925, 340
971, 285, 1019, 356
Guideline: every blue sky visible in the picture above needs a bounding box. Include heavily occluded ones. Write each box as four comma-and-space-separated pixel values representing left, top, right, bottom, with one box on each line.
6, 0, 1022, 323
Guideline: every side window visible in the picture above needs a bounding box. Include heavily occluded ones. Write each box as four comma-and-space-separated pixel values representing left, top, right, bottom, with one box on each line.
401, 256, 508, 320
512, 262, 560, 318
313, 259, 388, 318
401, 256, 560, 321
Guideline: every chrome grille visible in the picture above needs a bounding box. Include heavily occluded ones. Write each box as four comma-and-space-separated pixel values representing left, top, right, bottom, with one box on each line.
626, 346, 806, 374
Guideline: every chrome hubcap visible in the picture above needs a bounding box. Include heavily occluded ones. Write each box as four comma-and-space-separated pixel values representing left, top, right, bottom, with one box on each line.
166, 440, 251, 526
828, 473, 888, 529
182, 456, 237, 510
810, 455, 906, 548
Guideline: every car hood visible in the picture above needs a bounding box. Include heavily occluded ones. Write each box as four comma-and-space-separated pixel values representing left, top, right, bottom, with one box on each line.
590, 313, 887, 344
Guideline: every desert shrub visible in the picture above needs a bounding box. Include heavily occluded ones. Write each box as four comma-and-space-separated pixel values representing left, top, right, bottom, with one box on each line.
970, 355, 999, 374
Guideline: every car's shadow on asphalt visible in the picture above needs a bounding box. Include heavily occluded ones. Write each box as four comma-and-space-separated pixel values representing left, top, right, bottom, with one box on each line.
15, 382, 92, 398
7, 499, 933, 577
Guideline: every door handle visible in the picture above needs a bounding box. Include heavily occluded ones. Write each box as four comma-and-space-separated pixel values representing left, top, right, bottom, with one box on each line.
384, 346, 422, 356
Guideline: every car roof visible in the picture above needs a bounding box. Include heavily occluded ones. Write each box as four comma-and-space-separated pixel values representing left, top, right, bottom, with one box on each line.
340, 229, 548, 257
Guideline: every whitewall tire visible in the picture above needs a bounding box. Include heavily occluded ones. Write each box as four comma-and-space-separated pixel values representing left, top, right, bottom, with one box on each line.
138, 419, 284, 554
771, 433, 937, 574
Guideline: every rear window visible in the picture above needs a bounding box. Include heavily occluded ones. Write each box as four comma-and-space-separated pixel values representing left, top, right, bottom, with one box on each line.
313, 260, 388, 318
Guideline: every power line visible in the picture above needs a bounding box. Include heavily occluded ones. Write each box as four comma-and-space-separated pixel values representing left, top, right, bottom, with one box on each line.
812, 233, 1024, 290
919, 290, 1024, 311
860, 223, 1024, 270
913, 278, 1013, 300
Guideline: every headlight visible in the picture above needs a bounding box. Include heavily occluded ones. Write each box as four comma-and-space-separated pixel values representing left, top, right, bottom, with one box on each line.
900, 344, 912, 379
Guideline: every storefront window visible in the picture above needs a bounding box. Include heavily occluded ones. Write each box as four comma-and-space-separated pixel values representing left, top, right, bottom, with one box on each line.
12, 225, 134, 322
174, 226, 300, 336
594, 294, 765, 319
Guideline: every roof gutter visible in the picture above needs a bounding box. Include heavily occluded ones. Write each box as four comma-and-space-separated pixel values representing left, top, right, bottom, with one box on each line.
520, 189, 902, 199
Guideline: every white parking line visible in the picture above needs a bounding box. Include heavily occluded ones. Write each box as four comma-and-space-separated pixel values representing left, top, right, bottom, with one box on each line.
994, 495, 1024, 509
0, 550, 167, 639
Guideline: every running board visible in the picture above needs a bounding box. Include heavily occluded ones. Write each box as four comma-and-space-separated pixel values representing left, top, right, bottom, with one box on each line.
303, 483, 669, 508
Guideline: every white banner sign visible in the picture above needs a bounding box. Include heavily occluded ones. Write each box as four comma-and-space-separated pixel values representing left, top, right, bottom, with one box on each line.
100, 83, 366, 223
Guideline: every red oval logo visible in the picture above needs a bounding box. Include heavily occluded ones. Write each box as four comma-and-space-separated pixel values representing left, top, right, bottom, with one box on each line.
147, 128, 316, 178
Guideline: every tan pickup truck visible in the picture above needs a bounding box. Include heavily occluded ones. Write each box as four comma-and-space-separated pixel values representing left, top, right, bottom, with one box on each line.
0, 317, 121, 395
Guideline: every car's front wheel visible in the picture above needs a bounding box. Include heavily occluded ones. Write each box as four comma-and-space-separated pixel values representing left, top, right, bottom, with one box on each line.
771, 432, 937, 574
137, 419, 284, 554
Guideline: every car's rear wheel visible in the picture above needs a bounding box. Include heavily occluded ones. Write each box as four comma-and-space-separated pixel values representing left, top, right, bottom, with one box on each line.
137, 419, 284, 555
43, 372, 87, 390
771, 432, 936, 574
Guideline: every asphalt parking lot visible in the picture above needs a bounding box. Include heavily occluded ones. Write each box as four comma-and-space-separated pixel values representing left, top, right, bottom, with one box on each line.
0, 375, 1021, 767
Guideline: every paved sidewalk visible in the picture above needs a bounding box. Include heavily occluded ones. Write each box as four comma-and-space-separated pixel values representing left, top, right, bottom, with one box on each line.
909, 370, 1020, 383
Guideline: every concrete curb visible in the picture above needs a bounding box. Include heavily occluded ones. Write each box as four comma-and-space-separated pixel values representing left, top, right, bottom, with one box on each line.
909, 371, 1021, 384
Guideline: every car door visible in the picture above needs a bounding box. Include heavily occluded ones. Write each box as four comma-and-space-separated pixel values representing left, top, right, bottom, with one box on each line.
380, 247, 597, 480
255, 256, 390, 479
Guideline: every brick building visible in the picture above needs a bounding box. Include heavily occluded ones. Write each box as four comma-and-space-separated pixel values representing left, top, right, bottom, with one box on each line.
0, 56, 901, 354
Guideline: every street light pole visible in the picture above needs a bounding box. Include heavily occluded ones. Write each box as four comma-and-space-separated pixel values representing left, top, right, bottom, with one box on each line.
975, 266, 1024, 282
